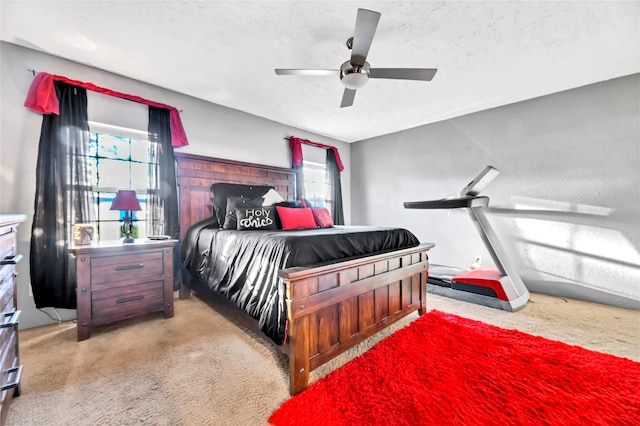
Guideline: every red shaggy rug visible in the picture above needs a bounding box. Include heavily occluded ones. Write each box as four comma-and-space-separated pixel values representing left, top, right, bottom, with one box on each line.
269, 310, 640, 426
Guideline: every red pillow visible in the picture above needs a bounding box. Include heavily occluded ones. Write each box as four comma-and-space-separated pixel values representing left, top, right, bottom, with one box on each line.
311, 207, 334, 228
276, 206, 317, 230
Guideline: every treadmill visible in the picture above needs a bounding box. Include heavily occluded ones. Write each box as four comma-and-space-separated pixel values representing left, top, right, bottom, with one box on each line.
404, 166, 529, 311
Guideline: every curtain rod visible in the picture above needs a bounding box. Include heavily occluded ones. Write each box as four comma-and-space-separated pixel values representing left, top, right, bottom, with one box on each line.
24, 69, 189, 147
286, 136, 344, 171
26, 68, 183, 113
285, 136, 339, 151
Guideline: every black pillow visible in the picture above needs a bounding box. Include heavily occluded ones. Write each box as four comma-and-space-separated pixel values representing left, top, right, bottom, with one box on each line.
236, 205, 278, 230
223, 196, 264, 230
272, 200, 302, 228
211, 183, 274, 226
273, 200, 302, 208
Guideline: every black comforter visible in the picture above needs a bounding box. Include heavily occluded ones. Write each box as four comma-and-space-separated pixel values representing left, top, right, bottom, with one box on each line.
181, 218, 419, 344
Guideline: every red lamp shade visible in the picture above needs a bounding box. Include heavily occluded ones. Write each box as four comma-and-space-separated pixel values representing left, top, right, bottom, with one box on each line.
110, 190, 142, 211
110, 190, 142, 244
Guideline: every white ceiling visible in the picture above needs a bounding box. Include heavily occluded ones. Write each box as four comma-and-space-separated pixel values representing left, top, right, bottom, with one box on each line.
2, 1, 638, 143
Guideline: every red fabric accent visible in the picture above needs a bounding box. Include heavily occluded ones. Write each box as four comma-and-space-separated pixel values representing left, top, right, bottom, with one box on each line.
289, 136, 303, 168
169, 109, 188, 147
24, 72, 59, 114
329, 147, 344, 171
23, 72, 189, 147
269, 310, 640, 425
311, 207, 333, 228
276, 206, 317, 230
289, 136, 344, 172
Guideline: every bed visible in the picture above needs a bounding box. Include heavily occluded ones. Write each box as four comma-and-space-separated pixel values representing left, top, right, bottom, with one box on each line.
175, 152, 434, 394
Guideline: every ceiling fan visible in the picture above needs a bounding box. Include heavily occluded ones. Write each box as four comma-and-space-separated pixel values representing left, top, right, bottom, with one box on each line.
275, 8, 438, 108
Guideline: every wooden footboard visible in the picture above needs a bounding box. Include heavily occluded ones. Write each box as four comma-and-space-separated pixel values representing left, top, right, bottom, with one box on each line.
280, 242, 433, 394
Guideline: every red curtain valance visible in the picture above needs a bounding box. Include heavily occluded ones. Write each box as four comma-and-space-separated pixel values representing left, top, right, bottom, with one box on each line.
24, 72, 188, 147
289, 136, 344, 172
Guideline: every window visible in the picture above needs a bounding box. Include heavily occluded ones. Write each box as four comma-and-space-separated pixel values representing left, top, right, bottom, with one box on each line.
303, 161, 326, 207
85, 124, 153, 240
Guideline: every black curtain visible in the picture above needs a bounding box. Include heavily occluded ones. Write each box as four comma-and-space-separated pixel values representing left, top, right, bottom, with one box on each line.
30, 82, 94, 309
147, 106, 180, 285
294, 164, 305, 201
326, 149, 344, 225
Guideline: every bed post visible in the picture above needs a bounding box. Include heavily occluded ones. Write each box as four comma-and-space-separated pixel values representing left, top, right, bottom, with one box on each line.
420, 259, 428, 315
287, 316, 311, 395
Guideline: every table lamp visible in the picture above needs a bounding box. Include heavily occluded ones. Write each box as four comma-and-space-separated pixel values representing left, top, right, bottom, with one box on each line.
110, 190, 142, 244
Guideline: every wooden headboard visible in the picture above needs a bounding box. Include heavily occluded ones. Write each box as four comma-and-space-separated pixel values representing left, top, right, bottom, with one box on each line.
174, 152, 295, 239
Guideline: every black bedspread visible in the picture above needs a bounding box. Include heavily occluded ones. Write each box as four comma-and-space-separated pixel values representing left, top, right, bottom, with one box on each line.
181, 218, 419, 344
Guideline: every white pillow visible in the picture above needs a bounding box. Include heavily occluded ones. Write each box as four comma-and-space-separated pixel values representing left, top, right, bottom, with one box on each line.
262, 188, 285, 206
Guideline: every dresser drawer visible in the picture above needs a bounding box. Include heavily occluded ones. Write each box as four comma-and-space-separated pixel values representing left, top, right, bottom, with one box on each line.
0, 311, 18, 359
0, 325, 18, 375
0, 330, 19, 403
90, 251, 164, 287
0, 229, 16, 263
0, 267, 14, 315
91, 280, 164, 323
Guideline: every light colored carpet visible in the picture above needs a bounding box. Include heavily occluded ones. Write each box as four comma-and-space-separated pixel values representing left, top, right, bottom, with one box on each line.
6, 292, 639, 425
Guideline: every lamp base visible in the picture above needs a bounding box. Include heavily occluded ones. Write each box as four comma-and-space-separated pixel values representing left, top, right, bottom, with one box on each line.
120, 218, 135, 244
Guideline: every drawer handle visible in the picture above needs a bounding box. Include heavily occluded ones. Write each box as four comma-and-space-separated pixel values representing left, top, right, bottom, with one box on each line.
0, 310, 20, 328
1, 254, 22, 265
116, 295, 144, 304
1, 365, 23, 391
115, 263, 144, 271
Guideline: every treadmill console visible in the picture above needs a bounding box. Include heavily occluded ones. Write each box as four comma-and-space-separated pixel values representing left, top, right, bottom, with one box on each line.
458, 165, 500, 197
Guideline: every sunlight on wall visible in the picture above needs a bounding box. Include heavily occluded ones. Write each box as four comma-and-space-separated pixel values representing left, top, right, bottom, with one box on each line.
512, 195, 616, 217
511, 196, 640, 299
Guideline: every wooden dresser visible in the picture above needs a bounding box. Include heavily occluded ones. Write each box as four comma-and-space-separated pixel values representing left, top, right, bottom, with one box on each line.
0, 214, 25, 425
69, 239, 178, 341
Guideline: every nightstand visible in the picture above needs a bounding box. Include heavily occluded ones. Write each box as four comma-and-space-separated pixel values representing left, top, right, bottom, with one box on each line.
69, 239, 178, 341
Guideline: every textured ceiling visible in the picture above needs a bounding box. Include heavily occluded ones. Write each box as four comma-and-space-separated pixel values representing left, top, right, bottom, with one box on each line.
1, 1, 638, 142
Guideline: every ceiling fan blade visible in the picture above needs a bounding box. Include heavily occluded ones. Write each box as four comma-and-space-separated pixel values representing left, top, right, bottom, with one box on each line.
340, 89, 356, 108
275, 69, 339, 76
369, 68, 438, 81
350, 9, 381, 67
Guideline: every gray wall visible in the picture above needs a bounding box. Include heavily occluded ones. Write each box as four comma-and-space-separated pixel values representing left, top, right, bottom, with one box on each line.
0, 42, 351, 329
351, 74, 640, 310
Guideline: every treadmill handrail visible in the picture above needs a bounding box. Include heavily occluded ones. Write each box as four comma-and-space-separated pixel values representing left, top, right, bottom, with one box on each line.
404, 196, 489, 210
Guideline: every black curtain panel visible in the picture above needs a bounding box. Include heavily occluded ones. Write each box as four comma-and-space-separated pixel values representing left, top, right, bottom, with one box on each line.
147, 106, 180, 285
326, 149, 344, 225
294, 164, 305, 201
30, 82, 94, 309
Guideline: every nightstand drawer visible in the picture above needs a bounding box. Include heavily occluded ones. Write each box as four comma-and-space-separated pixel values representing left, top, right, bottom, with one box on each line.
91, 252, 164, 286
92, 280, 164, 322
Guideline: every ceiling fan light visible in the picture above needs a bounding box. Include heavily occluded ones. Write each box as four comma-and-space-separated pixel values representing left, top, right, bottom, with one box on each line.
340, 61, 370, 90
341, 73, 368, 90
